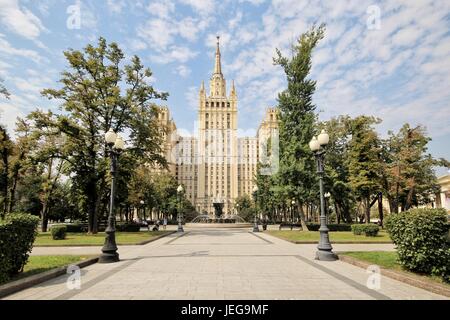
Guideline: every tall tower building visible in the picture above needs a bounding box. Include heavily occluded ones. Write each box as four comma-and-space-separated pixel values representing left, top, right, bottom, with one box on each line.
196, 36, 238, 214
158, 37, 279, 217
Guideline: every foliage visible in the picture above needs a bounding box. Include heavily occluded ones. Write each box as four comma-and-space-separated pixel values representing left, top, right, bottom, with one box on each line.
347, 116, 382, 223
32, 37, 168, 233
380, 124, 449, 213
234, 194, 254, 222
269, 24, 325, 229
0, 213, 39, 283
351, 224, 380, 236
50, 225, 67, 240
385, 208, 449, 282
0, 77, 9, 99
116, 222, 140, 232
306, 223, 352, 231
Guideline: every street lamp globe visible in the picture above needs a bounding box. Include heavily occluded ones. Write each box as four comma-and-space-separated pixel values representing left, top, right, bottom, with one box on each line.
309, 136, 320, 152
318, 129, 329, 146
324, 192, 331, 198
291, 200, 295, 205
114, 135, 125, 150
177, 185, 184, 193
105, 128, 117, 145
252, 185, 258, 193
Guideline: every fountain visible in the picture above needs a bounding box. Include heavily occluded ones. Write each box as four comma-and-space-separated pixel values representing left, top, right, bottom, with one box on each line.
186, 194, 252, 228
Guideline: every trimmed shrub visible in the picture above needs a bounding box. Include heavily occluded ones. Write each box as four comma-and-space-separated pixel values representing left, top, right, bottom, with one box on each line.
306, 223, 352, 232
351, 224, 380, 236
0, 213, 40, 283
65, 223, 87, 233
385, 208, 450, 283
51, 225, 67, 240
116, 223, 140, 232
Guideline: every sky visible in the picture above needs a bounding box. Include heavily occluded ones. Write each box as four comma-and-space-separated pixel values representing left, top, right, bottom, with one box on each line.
0, 0, 449, 175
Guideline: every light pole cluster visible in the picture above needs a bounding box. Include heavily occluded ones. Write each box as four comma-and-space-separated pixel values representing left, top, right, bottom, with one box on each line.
177, 185, 184, 232
99, 128, 125, 264
309, 130, 338, 261
252, 185, 259, 232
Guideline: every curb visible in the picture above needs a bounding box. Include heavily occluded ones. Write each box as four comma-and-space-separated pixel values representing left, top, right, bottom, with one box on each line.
338, 254, 450, 298
34, 231, 177, 247
0, 256, 99, 299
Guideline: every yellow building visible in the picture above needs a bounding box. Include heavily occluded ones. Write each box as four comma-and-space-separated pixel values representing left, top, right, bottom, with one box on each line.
158, 37, 279, 216
436, 174, 450, 212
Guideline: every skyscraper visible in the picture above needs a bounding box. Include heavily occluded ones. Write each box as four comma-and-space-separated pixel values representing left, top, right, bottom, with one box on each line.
158, 37, 279, 216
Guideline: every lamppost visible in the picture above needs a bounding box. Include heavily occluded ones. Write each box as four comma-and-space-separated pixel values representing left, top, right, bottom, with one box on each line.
291, 199, 296, 223
140, 200, 145, 221
177, 185, 184, 232
236, 203, 240, 215
99, 128, 125, 263
324, 192, 331, 224
309, 130, 338, 261
252, 185, 259, 232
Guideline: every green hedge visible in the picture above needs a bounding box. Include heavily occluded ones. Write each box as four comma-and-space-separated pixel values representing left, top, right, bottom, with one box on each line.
385, 208, 449, 283
306, 223, 352, 232
351, 224, 380, 236
0, 213, 40, 283
64, 223, 87, 233
116, 223, 140, 232
51, 225, 67, 240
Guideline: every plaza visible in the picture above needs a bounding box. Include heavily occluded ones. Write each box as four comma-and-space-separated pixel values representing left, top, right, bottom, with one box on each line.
4, 227, 446, 300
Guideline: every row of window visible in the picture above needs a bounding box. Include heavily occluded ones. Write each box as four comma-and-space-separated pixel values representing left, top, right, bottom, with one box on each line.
205, 101, 230, 108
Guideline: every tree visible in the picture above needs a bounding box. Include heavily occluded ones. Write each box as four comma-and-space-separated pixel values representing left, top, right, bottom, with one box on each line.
0, 77, 9, 99
34, 37, 168, 233
347, 116, 382, 224
272, 24, 325, 230
234, 194, 254, 222
320, 116, 355, 223
381, 124, 449, 213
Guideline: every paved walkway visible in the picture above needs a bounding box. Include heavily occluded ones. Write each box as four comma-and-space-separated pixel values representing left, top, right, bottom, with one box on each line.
5, 228, 447, 300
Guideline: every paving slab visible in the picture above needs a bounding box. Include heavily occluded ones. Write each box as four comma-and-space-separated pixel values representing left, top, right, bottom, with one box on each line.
4, 227, 447, 300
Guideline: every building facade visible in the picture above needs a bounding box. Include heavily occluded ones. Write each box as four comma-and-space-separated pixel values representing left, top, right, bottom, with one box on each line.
158, 37, 279, 216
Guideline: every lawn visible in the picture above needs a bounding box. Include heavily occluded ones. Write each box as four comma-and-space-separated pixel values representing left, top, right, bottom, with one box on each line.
1, 255, 92, 285
340, 251, 450, 287
34, 230, 172, 246
266, 230, 392, 243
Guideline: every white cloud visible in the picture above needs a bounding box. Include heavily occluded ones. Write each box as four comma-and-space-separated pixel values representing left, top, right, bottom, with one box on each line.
107, 0, 126, 14
0, 0, 46, 40
150, 46, 198, 64
175, 65, 191, 77
179, 0, 215, 17
0, 35, 42, 63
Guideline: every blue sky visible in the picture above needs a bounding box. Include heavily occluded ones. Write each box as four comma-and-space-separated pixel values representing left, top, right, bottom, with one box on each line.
0, 0, 449, 175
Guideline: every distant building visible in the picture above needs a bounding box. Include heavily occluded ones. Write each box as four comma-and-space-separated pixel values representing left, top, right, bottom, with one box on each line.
436, 174, 450, 212
156, 37, 279, 216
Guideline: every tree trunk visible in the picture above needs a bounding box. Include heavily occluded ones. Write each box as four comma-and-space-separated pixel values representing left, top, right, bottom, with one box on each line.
87, 180, 97, 234
297, 203, 309, 231
378, 193, 383, 227
365, 197, 371, 224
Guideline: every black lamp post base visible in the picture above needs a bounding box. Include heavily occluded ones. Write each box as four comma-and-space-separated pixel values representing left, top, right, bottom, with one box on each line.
252, 225, 260, 232
177, 226, 184, 232
315, 250, 338, 261
98, 252, 119, 263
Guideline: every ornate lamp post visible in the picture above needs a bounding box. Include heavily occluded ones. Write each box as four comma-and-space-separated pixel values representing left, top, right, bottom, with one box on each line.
140, 200, 146, 221
324, 192, 331, 224
309, 130, 338, 261
236, 203, 240, 216
252, 185, 260, 232
99, 129, 125, 263
177, 185, 184, 232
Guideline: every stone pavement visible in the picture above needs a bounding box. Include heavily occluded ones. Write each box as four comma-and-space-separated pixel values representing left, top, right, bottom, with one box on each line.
4, 228, 447, 300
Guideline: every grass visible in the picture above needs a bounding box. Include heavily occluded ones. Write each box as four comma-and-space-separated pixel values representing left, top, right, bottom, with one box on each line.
266, 230, 392, 243
34, 230, 172, 246
340, 251, 450, 287
2, 255, 92, 285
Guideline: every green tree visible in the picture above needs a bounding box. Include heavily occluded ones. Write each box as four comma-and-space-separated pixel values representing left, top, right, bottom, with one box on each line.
234, 194, 254, 222
0, 77, 9, 99
381, 124, 449, 213
347, 116, 382, 223
272, 24, 325, 230
33, 37, 168, 233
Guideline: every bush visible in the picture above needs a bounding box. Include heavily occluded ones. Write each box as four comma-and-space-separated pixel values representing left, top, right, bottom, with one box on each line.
351, 224, 380, 236
385, 208, 450, 283
116, 223, 140, 232
0, 213, 40, 283
307, 223, 352, 232
51, 225, 67, 240
64, 223, 87, 233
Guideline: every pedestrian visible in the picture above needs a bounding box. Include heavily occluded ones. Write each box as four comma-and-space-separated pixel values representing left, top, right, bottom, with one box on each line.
163, 216, 167, 230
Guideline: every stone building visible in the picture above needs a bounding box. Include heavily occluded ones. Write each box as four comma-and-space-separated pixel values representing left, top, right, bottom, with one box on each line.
157, 37, 279, 216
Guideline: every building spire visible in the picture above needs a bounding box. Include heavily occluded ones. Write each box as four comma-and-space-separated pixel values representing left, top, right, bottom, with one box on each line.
214, 36, 222, 75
